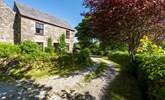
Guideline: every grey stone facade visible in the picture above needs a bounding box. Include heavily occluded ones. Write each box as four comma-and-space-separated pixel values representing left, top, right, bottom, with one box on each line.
0, 0, 74, 52
0, 0, 15, 43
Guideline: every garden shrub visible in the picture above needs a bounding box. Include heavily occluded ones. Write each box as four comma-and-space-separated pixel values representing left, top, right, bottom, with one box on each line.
19, 40, 49, 61
59, 34, 67, 55
137, 36, 164, 56
58, 48, 93, 71
0, 42, 20, 58
45, 37, 55, 55
75, 48, 92, 66
136, 36, 165, 100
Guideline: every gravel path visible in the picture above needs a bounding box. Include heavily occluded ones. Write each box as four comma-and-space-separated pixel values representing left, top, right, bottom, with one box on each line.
0, 80, 51, 100
37, 57, 118, 100
0, 57, 118, 100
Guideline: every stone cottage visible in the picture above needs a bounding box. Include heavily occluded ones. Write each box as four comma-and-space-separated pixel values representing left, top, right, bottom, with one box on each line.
0, 0, 74, 52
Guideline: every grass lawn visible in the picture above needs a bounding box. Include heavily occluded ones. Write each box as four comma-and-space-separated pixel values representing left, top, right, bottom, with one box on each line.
105, 51, 144, 100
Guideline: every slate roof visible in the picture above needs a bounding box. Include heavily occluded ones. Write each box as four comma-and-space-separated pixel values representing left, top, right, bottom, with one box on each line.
14, 2, 74, 31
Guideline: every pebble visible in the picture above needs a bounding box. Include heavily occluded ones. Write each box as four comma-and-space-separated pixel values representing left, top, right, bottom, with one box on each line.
1, 96, 6, 100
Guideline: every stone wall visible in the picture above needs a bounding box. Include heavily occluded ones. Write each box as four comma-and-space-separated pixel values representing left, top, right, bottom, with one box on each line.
0, 0, 15, 43
21, 17, 74, 52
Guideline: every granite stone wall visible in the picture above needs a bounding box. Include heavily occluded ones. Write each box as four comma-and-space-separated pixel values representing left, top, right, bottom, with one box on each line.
21, 17, 74, 52
0, 0, 74, 52
0, 0, 15, 43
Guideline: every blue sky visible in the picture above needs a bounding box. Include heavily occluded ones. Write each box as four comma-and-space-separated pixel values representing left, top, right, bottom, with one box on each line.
4, 0, 86, 28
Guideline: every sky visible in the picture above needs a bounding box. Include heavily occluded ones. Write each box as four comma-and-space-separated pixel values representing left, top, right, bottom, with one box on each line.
4, 0, 86, 28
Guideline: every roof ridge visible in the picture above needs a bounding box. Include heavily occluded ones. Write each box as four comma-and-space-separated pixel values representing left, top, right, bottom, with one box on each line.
14, 1, 74, 31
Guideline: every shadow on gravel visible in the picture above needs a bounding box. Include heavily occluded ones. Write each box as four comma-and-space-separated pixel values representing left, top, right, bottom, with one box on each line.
57, 90, 96, 100
0, 80, 52, 100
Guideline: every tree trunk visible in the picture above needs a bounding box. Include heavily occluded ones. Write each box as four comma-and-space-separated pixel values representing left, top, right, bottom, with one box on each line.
128, 38, 138, 63
129, 48, 136, 63
128, 32, 142, 63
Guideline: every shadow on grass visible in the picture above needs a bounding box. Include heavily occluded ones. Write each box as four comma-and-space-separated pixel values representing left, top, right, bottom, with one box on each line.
104, 71, 144, 100
103, 51, 144, 100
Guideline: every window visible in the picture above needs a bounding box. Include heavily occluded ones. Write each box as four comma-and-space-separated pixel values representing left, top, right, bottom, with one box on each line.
35, 22, 44, 35
54, 43, 59, 52
66, 30, 70, 39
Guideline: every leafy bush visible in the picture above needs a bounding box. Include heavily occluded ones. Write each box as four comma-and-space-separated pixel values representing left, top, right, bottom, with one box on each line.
58, 48, 93, 73
137, 55, 165, 80
137, 55, 165, 100
137, 36, 164, 56
19, 40, 49, 61
75, 48, 92, 66
136, 36, 165, 100
0, 42, 20, 58
59, 34, 67, 55
45, 37, 55, 55
20, 40, 42, 54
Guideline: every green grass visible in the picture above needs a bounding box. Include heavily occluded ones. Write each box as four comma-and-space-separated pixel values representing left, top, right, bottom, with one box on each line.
105, 51, 144, 100
108, 51, 130, 68
26, 68, 51, 80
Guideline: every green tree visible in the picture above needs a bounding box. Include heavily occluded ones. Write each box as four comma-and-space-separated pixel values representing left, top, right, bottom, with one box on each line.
75, 17, 95, 49
45, 37, 54, 55
84, 0, 165, 62
59, 34, 67, 55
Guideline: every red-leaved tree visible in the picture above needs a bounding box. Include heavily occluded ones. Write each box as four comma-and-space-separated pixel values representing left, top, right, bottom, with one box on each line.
84, 0, 165, 62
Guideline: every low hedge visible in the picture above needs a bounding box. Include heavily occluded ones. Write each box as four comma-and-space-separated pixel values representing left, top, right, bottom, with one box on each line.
136, 36, 165, 100
136, 55, 165, 100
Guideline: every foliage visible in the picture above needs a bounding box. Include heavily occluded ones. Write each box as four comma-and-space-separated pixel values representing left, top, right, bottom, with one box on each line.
137, 55, 165, 80
0, 42, 20, 58
75, 16, 104, 55
108, 51, 130, 69
107, 41, 128, 51
136, 37, 165, 100
136, 55, 165, 100
106, 51, 143, 100
19, 40, 49, 61
59, 34, 67, 55
57, 48, 93, 76
75, 48, 92, 66
160, 41, 165, 49
84, 0, 165, 61
75, 16, 95, 49
137, 36, 164, 56
45, 37, 55, 55
105, 72, 144, 100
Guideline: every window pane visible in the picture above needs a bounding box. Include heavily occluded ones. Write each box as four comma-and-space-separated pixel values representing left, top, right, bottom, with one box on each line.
36, 22, 44, 35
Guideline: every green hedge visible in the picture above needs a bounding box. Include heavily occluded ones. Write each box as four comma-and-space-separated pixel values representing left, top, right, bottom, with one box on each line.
136, 36, 165, 100
136, 55, 165, 100
58, 48, 93, 70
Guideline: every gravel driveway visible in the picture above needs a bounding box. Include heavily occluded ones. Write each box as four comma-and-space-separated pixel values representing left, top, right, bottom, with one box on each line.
37, 57, 118, 100
0, 57, 118, 100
